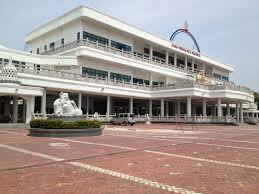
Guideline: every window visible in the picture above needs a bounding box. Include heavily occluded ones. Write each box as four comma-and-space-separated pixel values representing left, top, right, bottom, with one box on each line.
77, 32, 80, 41
144, 48, 165, 59
111, 40, 132, 52
36, 48, 39, 54
213, 73, 221, 80
152, 81, 164, 86
49, 42, 55, 50
61, 38, 64, 46
44, 45, 47, 52
222, 75, 229, 81
110, 72, 131, 82
133, 78, 143, 84
83, 31, 109, 45
82, 67, 108, 78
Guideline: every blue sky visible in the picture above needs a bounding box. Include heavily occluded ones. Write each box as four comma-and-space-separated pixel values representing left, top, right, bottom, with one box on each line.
1, 0, 259, 91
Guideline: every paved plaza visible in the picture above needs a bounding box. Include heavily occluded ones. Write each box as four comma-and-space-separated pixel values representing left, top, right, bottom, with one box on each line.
0, 124, 259, 193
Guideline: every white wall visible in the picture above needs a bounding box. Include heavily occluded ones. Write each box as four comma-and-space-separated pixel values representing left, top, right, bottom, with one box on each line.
29, 19, 82, 53
79, 57, 133, 77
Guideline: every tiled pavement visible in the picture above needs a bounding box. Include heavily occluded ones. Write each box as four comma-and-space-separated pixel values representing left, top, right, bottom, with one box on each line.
0, 124, 259, 193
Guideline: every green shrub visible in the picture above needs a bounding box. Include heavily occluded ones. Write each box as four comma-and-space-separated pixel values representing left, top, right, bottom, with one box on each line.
30, 119, 101, 129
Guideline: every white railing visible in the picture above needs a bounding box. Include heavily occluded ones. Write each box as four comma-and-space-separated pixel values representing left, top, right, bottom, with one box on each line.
0, 62, 254, 95
39, 39, 231, 83
33, 113, 237, 124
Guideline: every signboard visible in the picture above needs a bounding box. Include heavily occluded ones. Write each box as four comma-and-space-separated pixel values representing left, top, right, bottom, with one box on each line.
172, 43, 200, 57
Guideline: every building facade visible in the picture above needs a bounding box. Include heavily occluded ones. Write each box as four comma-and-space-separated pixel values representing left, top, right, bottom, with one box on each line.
0, 5, 258, 123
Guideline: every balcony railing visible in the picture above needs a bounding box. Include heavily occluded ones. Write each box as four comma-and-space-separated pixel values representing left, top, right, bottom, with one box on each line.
0, 62, 253, 95
33, 113, 238, 124
40, 39, 233, 83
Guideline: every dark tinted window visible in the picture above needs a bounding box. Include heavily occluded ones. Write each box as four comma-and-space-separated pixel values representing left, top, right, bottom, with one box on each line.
83, 31, 109, 45
111, 40, 132, 52
110, 72, 131, 82
82, 67, 108, 78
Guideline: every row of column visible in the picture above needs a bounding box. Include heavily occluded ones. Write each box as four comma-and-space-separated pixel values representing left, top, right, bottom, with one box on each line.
150, 46, 200, 72
40, 89, 244, 122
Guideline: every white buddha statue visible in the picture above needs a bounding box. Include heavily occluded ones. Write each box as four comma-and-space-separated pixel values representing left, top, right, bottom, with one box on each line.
53, 92, 83, 116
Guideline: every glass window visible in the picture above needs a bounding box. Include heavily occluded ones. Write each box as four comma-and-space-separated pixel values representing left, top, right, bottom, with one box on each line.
144, 48, 165, 59
77, 32, 80, 41
83, 31, 109, 45
133, 78, 143, 84
110, 72, 131, 82
111, 40, 132, 52
213, 73, 222, 79
133, 78, 149, 85
222, 75, 229, 81
82, 67, 108, 78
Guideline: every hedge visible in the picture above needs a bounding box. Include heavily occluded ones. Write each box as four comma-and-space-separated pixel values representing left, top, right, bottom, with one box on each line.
30, 119, 101, 129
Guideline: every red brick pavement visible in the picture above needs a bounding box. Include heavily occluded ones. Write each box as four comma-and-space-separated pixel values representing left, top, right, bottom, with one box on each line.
0, 124, 259, 193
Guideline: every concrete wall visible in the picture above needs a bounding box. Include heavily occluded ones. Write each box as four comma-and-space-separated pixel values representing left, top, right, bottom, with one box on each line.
29, 19, 82, 53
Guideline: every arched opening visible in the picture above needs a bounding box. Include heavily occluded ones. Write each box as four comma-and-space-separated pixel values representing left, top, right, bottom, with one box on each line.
0, 96, 26, 123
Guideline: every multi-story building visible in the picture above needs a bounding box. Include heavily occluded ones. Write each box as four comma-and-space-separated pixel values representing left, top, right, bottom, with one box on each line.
0, 5, 258, 123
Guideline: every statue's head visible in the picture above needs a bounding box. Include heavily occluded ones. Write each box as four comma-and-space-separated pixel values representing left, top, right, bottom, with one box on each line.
60, 92, 69, 101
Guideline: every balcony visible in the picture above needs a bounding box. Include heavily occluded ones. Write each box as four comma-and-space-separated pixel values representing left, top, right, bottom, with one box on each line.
40, 39, 229, 83
0, 62, 253, 96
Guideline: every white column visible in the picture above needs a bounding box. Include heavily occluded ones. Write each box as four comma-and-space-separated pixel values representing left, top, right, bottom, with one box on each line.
41, 88, 46, 115
12, 96, 18, 123
149, 72, 153, 86
161, 98, 164, 117
86, 96, 89, 114
202, 98, 207, 116
236, 103, 240, 122
26, 96, 35, 123
174, 53, 177, 66
177, 99, 181, 115
149, 46, 153, 60
78, 93, 82, 109
106, 96, 111, 115
217, 98, 222, 118
165, 50, 169, 65
130, 97, 133, 113
191, 59, 195, 72
187, 97, 192, 117
240, 102, 243, 123
184, 57, 188, 70
149, 99, 152, 116
227, 103, 231, 116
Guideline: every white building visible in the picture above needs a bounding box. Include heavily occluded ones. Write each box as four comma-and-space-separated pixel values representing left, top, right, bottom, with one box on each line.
0, 5, 258, 123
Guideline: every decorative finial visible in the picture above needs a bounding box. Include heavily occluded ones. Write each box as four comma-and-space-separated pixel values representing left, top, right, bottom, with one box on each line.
184, 20, 189, 30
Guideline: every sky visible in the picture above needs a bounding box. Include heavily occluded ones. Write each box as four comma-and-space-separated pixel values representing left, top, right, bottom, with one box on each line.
0, 0, 259, 91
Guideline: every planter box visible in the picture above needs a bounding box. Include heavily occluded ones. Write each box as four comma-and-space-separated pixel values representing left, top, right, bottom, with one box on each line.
28, 127, 103, 137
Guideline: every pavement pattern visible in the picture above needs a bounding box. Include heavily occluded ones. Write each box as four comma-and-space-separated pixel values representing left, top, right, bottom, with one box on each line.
0, 123, 259, 193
